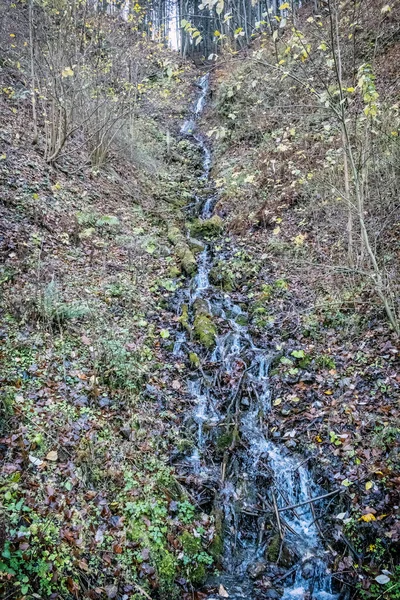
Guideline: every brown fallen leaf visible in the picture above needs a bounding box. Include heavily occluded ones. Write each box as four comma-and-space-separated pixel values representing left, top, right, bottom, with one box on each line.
46, 450, 58, 461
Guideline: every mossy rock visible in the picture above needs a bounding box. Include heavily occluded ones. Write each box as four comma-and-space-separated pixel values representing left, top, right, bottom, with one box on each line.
193, 298, 210, 316
168, 224, 197, 275
192, 299, 217, 348
193, 313, 217, 349
188, 237, 206, 254
179, 304, 190, 332
181, 249, 197, 275
167, 225, 184, 246
266, 534, 296, 568
189, 215, 224, 238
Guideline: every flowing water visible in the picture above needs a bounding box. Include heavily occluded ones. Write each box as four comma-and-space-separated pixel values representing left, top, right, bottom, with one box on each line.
178, 74, 341, 600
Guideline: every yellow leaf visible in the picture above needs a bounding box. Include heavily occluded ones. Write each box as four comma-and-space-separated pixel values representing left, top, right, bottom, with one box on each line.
347, 87, 355, 93
360, 513, 376, 522
293, 233, 306, 246
324, 389, 333, 395
279, 2, 290, 9
365, 481, 373, 490
272, 226, 280, 235
10, 33, 15, 37
315, 435, 322, 443
0, 154, 6, 160
273, 398, 282, 406
62, 67, 74, 78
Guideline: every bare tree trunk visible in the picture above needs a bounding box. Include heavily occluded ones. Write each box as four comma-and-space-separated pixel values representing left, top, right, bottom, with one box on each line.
29, 0, 38, 144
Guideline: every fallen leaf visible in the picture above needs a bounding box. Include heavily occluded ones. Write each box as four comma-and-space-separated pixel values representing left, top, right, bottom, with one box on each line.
219, 584, 229, 598
375, 574, 390, 584
365, 481, 373, 490
29, 455, 43, 467
360, 513, 376, 522
46, 451, 58, 461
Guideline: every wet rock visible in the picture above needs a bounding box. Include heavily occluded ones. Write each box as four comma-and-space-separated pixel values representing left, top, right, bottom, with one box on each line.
301, 560, 315, 580
285, 439, 297, 450
266, 535, 296, 568
264, 589, 283, 599
300, 371, 315, 383
248, 561, 267, 580
263, 563, 286, 578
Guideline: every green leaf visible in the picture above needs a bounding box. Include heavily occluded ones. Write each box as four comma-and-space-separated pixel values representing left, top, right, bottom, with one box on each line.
160, 329, 170, 339
291, 350, 305, 359
341, 479, 352, 487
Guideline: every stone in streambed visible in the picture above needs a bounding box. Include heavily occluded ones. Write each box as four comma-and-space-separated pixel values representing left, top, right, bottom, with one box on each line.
190, 215, 223, 238
248, 561, 267, 580
168, 224, 197, 275
193, 313, 217, 349
193, 299, 217, 349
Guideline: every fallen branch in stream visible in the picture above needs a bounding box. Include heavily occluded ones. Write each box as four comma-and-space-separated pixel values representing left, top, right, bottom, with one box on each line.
272, 490, 284, 540
277, 489, 341, 513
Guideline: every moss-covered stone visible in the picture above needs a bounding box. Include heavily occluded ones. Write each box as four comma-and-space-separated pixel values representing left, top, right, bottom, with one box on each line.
193, 313, 217, 349
179, 304, 190, 333
168, 224, 197, 275
192, 299, 217, 348
266, 533, 281, 562
181, 249, 197, 275
188, 237, 206, 254
189, 215, 224, 238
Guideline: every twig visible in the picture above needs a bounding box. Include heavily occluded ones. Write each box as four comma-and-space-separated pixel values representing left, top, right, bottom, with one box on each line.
133, 583, 153, 600
272, 490, 284, 540
277, 489, 341, 512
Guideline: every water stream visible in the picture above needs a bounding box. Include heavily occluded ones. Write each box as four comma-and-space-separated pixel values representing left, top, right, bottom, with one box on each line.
178, 74, 340, 600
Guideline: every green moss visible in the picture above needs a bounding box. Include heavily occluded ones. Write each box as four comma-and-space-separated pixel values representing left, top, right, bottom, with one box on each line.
217, 430, 234, 450
217, 427, 239, 451
180, 531, 201, 555
266, 533, 281, 562
209, 533, 224, 560
189, 352, 200, 367
189, 563, 207, 584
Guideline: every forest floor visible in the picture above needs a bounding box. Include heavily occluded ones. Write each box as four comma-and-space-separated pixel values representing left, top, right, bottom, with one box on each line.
1, 18, 400, 600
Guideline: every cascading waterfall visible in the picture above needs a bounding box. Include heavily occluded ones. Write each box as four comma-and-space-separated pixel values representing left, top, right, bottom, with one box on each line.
177, 73, 340, 600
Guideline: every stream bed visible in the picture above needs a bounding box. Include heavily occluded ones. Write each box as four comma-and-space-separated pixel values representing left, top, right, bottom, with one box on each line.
176, 74, 342, 600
